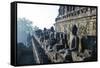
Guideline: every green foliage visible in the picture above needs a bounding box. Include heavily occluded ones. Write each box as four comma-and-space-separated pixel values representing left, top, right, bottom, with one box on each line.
17, 18, 33, 34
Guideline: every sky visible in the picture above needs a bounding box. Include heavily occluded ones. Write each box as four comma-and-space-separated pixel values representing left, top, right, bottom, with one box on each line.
17, 3, 59, 30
